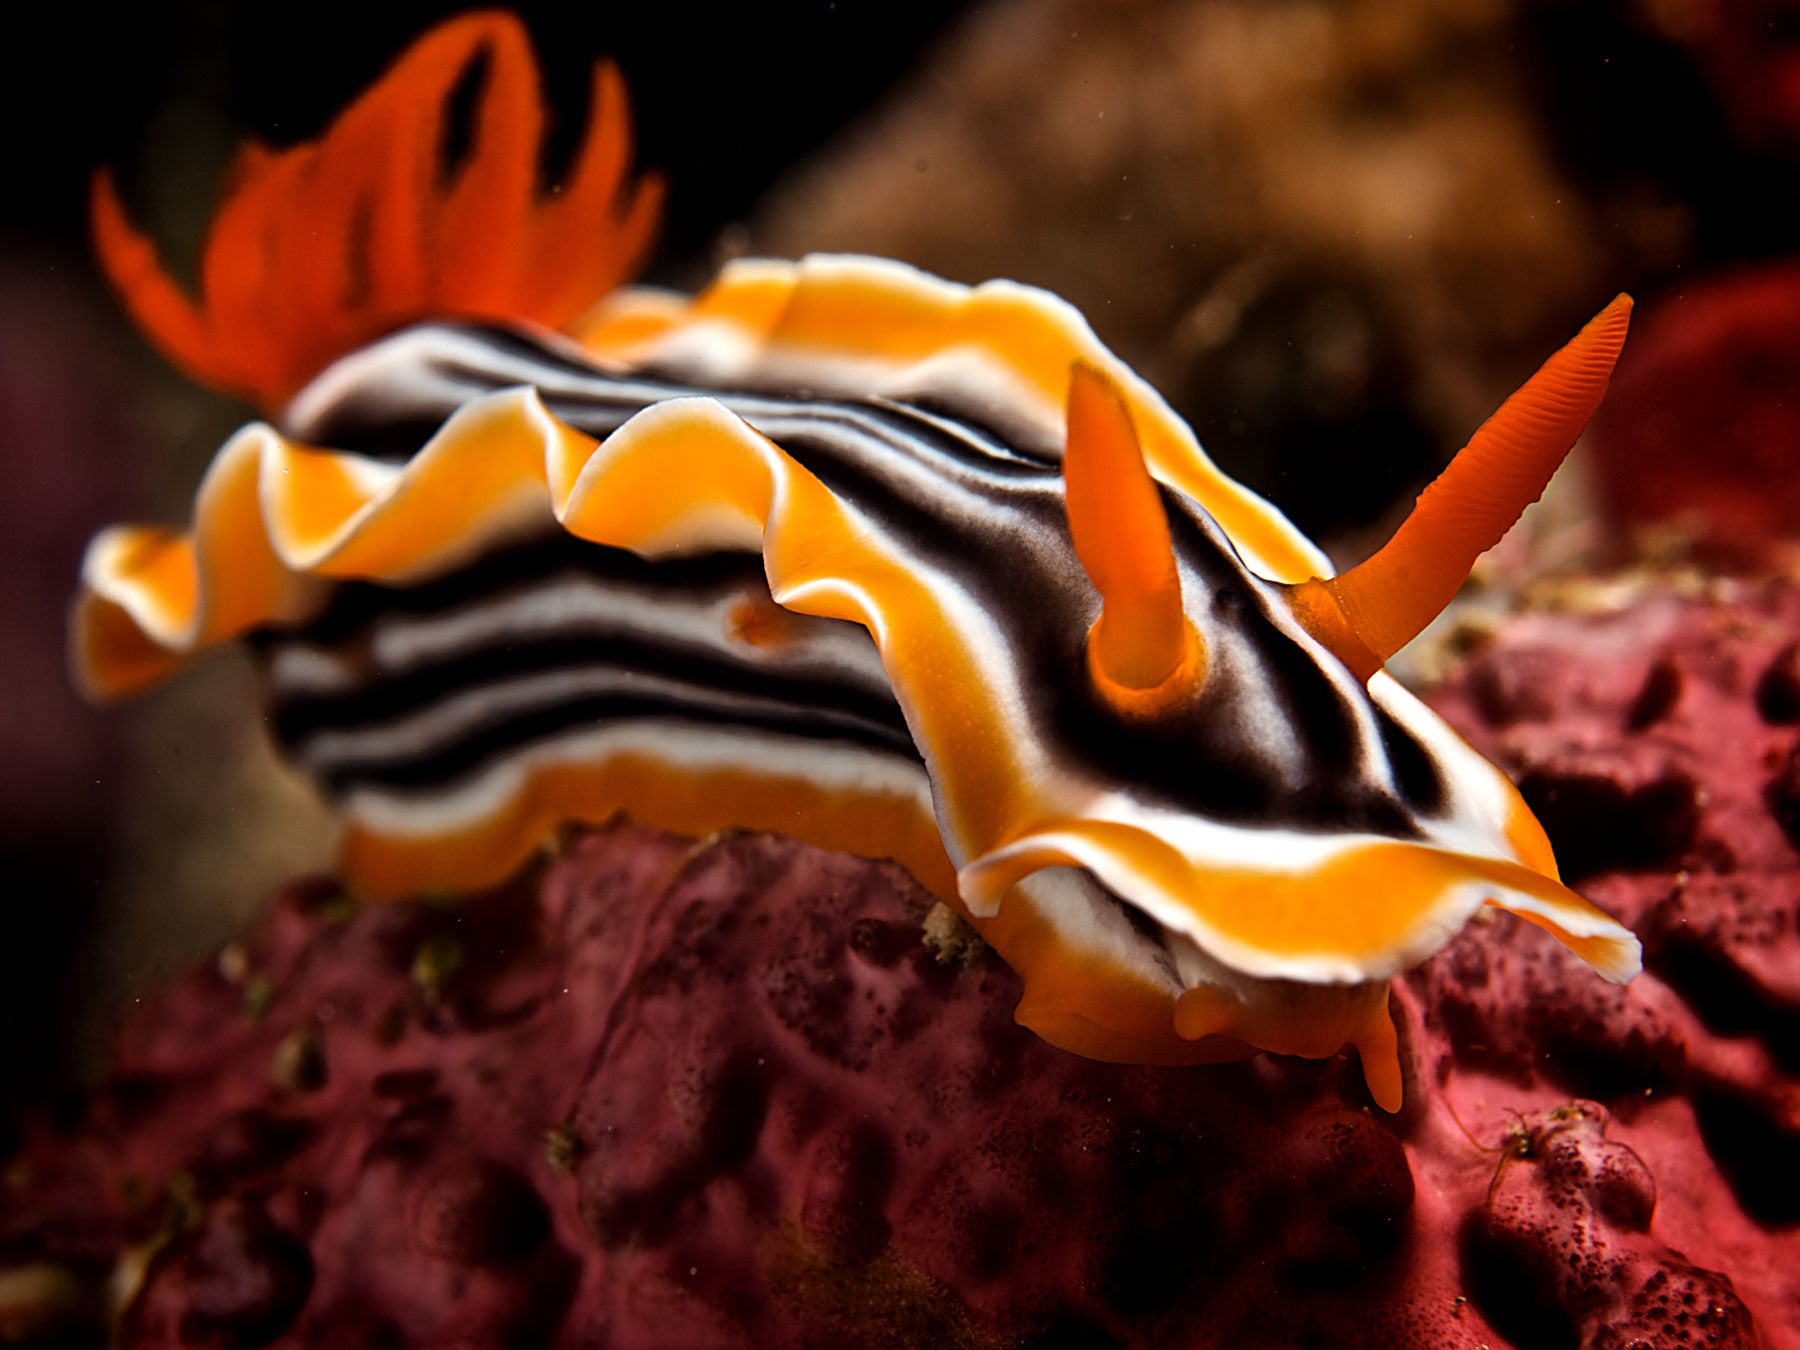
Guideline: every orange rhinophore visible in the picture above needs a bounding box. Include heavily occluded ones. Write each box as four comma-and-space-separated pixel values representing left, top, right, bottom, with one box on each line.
74, 15, 1644, 1113
1063, 363, 1202, 705
1287, 295, 1633, 678
90, 10, 663, 411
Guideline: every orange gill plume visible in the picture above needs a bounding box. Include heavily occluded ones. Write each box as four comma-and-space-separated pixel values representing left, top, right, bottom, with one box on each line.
1286, 294, 1634, 680
1063, 362, 1204, 713
90, 11, 665, 413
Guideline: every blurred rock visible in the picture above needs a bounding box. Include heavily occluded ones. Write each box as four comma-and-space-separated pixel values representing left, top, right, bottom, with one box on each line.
1588, 261, 1800, 561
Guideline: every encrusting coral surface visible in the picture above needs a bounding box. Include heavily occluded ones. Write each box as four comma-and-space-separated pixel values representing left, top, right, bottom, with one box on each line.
6, 575, 1799, 1347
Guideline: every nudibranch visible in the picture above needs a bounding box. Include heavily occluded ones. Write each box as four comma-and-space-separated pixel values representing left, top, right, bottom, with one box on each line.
75, 11, 1640, 1110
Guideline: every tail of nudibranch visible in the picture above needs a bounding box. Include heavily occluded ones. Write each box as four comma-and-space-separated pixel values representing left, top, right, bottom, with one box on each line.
90, 11, 664, 413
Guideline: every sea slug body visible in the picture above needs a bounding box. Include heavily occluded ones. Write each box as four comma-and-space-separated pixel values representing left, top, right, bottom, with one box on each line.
73, 10, 1641, 1110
